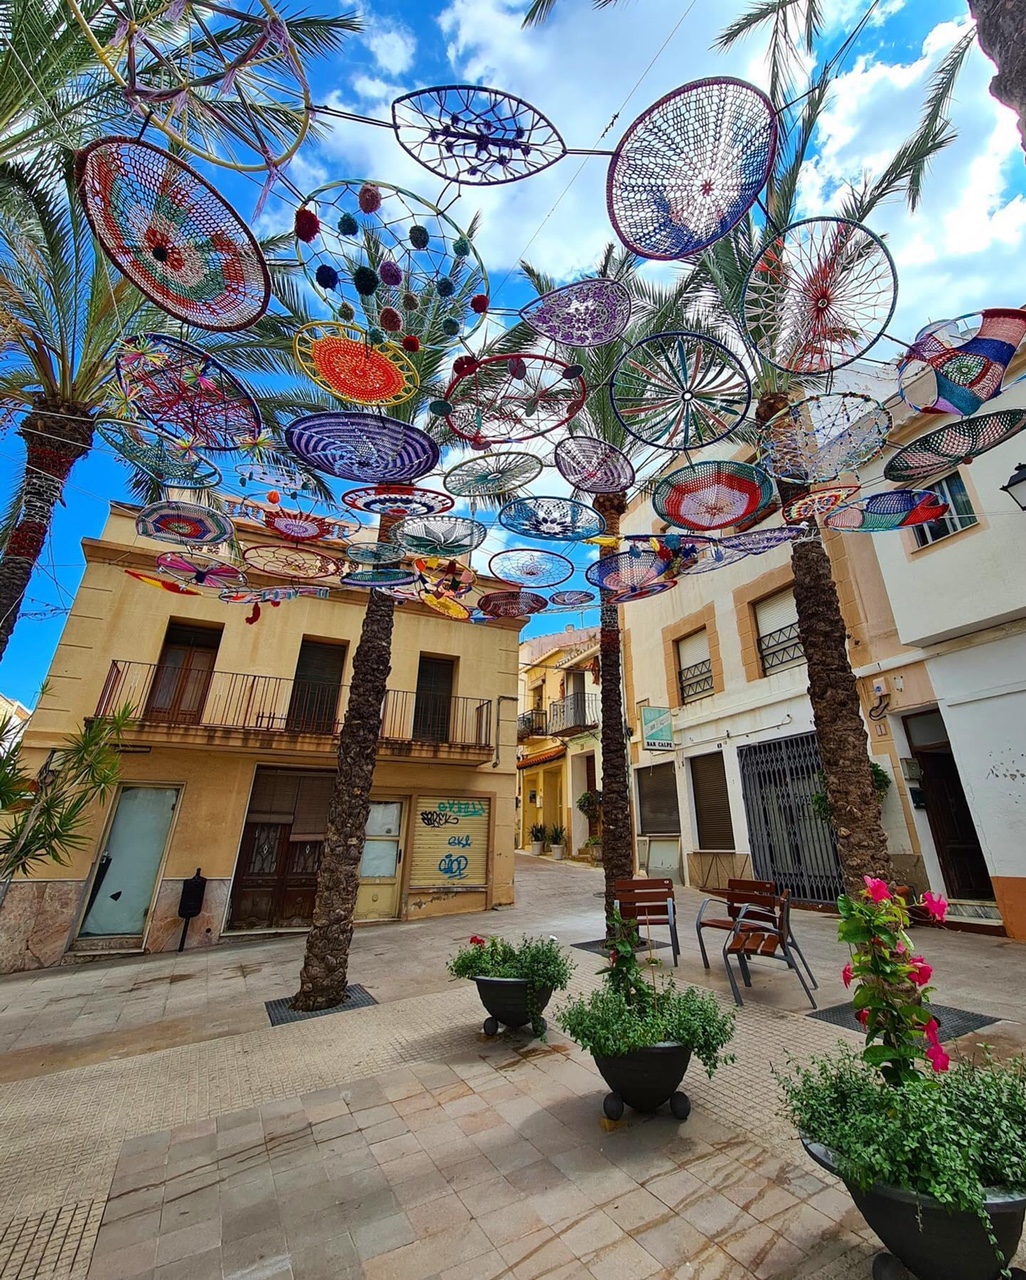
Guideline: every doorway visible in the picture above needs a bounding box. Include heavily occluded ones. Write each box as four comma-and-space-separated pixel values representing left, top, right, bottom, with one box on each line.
413, 657, 454, 742
79, 786, 179, 937
357, 801, 404, 920
904, 710, 992, 900
287, 639, 346, 732
146, 623, 221, 725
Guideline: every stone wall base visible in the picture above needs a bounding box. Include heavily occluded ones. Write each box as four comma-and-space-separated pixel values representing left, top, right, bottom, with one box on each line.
145, 879, 231, 952
0, 881, 81, 973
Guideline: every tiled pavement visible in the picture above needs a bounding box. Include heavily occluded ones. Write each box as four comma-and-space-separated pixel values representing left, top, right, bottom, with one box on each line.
0, 856, 1022, 1280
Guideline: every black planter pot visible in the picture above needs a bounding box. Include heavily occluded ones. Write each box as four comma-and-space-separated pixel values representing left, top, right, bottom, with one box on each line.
474, 977, 552, 1036
592, 1042, 693, 1121
804, 1142, 1026, 1280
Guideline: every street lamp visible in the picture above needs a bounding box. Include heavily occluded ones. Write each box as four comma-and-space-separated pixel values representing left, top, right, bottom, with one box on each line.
1000, 463, 1026, 512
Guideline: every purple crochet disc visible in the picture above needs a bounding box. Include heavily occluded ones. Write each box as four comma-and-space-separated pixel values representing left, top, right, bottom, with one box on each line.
549, 589, 595, 607
489, 548, 574, 587
521, 279, 632, 347
285, 411, 439, 483
555, 435, 636, 494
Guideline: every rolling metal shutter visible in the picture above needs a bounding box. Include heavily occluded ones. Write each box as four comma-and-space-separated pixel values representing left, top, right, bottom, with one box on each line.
410, 795, 490, 887
635, 762, 680, 834
754, 589, 797, 638
689, 752, 735, 850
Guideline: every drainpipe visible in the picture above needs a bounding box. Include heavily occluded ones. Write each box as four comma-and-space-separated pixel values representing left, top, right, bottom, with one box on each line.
493, 696, 518, 768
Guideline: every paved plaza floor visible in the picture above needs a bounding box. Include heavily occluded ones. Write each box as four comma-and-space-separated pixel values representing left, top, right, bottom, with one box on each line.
0, 855, 1022, 1280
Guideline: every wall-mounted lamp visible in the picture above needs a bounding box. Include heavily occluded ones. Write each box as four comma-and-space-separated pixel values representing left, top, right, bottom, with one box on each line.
1000, 463, 1026, 511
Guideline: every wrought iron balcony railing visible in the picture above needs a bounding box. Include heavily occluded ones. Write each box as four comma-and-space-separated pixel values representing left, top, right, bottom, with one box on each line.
548, 691, 600, 737
517, 708, 548, 740
757, 622, 805, 675
95, 660, 491, 749
678, 658, 715, 704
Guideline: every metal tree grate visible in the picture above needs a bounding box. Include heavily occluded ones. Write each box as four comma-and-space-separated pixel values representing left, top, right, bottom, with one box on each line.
809, 1002, 999, 1043
572, 939, 669, 955
266, 985, 377, 1025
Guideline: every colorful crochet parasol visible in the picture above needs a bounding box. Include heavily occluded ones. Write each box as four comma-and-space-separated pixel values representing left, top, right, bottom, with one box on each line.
388, 516, 487, 557
610, 331, 751, 449
136, 500, 234, 546
554, 435, 636, 494
391, 85, 566, 185
98, 420, 221, 488
439, 354, 586, 447
653, 461, 775, 531
759, 393, 891, 482
285, 412, 439, 483
443, 450, 543, 497
421, 593, 472, 621
236, 461, 322, 498
607, 78, 777, 260
75, 138, 270, 331
488, 549, 574, 588
243, 543, 341, 580
262, 509, 338, 542
345, 541, 405, 566
781, 486, 861, 522
897, 309, 1026, 416
521, 279, 632, 347
341, 485, 453, 518
498, 496, 606, 542
337, 565, 417, 588
609, 579, 677, 604
156, 551, 246, 589
220, 585, 330, 603
125, 569, 199, 595
293, 323, 418, 407
477, 590, 547, 618
721, 528, 806, 555
585, 547, 667, 593
294, 180, 488, 346
824, 490, 950, 533
549, 589, 595, 607
742, 218, 897, 374
116, 333, 261, 450
884, 408, 1026, 484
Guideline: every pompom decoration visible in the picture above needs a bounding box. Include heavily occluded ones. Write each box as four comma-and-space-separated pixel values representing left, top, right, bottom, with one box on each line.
352, 265, 380, 296
453, 355, 479, 377
452, 237, 471, 257
338, 212, 359, 236
380, 260, 403, 286
470, 294, 489, 314
315, 264, 339, 290
368, 327, 385, 345
402, 335, 421, 353
402, 292, 419, 311
294, 208, 320, 243
358, 183, 382, 213
508, 357, 527, 380
409, 224, 430, 249
442, 318, 460, 337
436, 276, 455, 298
380, 306, 402, 332
337, 302, 355, 322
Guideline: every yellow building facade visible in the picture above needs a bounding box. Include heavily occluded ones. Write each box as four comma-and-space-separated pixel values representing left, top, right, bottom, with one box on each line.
3, 505, 522, 973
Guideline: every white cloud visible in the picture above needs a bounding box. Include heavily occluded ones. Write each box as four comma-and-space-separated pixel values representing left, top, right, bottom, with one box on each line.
351, 74, 401, 103
363, 20, 417, 75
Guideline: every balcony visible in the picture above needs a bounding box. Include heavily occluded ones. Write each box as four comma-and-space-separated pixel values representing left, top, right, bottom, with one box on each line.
757, 622, 806, 675
548, 691, 600, 738
678, 659, 714, 704
517, 708, 548, 741
94, 661, 493, 762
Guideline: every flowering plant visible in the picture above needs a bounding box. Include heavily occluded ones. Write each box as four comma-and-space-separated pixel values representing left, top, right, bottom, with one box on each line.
447, 934, 573, 1037
838, 876, 948, 1086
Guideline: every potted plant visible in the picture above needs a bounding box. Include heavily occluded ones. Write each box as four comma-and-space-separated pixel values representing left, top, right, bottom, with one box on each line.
528, 822, 546, 856
781, 878, 1026, 1280
549, 824, 567, 860
585, 834, 603, 864
558, 914, 734, 1121
576, 790, 602, 826
448, 934, 573, 1038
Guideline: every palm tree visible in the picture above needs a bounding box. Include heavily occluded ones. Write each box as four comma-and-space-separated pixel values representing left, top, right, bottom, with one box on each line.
969, 0, 1026, 153
0, 157, 332, 662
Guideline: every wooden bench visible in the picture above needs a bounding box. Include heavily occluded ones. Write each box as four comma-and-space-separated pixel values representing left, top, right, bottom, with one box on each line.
614, 877, 680, 966
723, 890, 817, 1008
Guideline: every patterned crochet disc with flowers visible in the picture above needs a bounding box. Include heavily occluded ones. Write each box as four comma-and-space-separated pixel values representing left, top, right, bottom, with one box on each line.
759, 393, 891, 483
550, 589, 595, 606
443, 450, 543, 498
521, 279, 632, 347
388, 516, 487, 557
392, 85, 566, 186
243, 543, 341, 580
653, 461, 775, 532
607, 77, 777, 260
824, 490, 949, 533
585, 547, 667, 593
498, 496, 605, 542
136, 499, 235, 546
285, 412, 439, 483
897, 309, 1026, 416
610, 331, 751, 450
156, 551, 246, 589
414, 557, 476, 599
75, 138, 270, 331
488, 549, 574, 588
477, 590, 547, 618
742, 218, 897, 374
98, 420, 221, 488
262, 509, 337, 542
610, 579, 677, 605
342, 485, 453, 518
439, 354, 586, 447
294, 180, 488, 346
116, 334, 261, 450
782, 486, 861, 523
555, 435, 636, 494
885, 408, 1026, 484
293, 322, 418, 407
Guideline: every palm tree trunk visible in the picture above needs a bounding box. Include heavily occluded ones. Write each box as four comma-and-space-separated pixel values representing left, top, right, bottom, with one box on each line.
593, 492, 632, 924
0, 403, 92, 663
969, 1, 1026, 155
293, 584, 395, 1010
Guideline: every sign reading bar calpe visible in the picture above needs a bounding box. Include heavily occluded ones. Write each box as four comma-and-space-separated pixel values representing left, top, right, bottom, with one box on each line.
641, 706, 674, 752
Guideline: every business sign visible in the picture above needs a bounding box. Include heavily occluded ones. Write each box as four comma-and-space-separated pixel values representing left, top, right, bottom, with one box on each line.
641, 706, 674, 751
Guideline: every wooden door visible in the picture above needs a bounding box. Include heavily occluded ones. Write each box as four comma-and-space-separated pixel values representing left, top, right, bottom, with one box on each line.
915, 750, 993, 899
413, 657, 453, 742
227, 823, 292, 929
146, 646, 215, 724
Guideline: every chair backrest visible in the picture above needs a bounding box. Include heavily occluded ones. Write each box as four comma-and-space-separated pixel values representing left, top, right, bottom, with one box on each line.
614, 877, 675, 925
724, 883, 778, 923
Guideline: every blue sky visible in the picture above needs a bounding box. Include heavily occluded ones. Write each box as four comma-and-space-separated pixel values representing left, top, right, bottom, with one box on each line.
3, 0, 1025, 706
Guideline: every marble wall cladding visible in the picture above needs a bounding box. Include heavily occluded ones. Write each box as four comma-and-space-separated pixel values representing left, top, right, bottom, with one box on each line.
145, 878, 231, 953
0, 881, 81, 973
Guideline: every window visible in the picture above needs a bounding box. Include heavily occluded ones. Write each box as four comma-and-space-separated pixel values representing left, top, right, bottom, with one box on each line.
636, 762, 681, 835
287, 639, 345, 732
689, 752, 735, 850
675, 630, 713, 703
913, 472, 978, 548
145, 621, 222, 724
755, 589, 804, 675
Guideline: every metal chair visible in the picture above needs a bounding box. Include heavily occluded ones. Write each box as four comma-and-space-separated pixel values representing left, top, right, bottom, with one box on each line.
614, 877, 680, 966
695, 878, 777, 969
722, 891, 817, 1008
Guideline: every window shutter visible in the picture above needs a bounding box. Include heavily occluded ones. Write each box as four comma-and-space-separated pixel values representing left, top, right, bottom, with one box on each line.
292, 774, 334, 838
294, 640, 346, 686
636, 762, 681, 834
676, 629, 709, 668
247, 769, 300, 821
754, 589, 797, 639
690, 752, 735, 850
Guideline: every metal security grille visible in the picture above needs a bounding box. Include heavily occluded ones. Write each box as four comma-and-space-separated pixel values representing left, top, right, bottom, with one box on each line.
758, 622, 804, 673
738, 732, 841, 903
678, 659, 714, 702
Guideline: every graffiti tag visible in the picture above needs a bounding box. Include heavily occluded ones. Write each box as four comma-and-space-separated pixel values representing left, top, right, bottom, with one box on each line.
447, 834, 471, 848
437, 852, 469, 880
419, 810, 459, 828
436, 799, 487, 818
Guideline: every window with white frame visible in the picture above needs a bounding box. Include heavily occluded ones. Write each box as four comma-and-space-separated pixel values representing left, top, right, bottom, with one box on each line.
754, 589, 804, 675
912, 472, 978, 548
675, 629, 713, 703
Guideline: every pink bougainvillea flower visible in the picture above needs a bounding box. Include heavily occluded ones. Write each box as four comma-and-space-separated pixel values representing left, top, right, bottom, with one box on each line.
863, 876, 891, 903
922, 891, 949, 922
856, 1009, 869, 1027
924, 1018, 941, 1047
469, 935, 486, 946
926, 1043, 951, 1073
895, 941, 908, 956
909, 957, 933, 987
842, 962, 853, 988
608, 950, 618, 965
